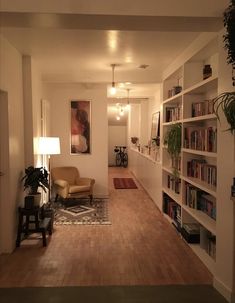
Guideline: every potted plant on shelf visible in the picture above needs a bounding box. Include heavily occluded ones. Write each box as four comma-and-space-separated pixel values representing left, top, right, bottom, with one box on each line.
21, 166, 49, 207
213, 0, 235, 134
164, 123, 182, 177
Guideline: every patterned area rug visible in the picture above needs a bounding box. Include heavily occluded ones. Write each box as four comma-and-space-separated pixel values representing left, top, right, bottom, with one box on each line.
53, 197, 111, 225
113, 178, 138, 189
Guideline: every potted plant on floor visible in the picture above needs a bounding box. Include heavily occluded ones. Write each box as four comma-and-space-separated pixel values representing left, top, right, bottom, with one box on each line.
21, 166, 49, 207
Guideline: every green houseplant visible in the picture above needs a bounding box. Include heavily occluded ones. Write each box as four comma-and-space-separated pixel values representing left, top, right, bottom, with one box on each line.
213, 0, 235, 133
21, 166, 49, 206
164, 123, 182, 176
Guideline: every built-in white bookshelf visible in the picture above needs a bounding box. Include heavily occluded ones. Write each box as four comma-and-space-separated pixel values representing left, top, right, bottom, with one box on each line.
162, 36, 218, 273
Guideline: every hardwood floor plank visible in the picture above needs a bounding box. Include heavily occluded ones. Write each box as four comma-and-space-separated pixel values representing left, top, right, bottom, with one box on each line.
0, 167, 212, 287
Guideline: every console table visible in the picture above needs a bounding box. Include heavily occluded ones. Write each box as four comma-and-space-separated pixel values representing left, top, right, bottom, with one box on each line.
16, 204, 54, 247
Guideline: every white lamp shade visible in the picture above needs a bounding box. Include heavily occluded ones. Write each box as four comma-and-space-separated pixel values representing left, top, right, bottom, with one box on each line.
38, 137, 61, 155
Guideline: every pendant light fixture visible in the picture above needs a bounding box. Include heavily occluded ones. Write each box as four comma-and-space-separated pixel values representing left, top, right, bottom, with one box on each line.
110, 64, 117, 95
126, 88, 131, 110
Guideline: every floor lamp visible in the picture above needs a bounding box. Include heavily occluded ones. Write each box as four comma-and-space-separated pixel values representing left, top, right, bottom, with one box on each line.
38, 137, 61, 203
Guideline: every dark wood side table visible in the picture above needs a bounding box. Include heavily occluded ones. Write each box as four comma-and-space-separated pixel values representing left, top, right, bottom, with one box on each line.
16, 204, 53, 247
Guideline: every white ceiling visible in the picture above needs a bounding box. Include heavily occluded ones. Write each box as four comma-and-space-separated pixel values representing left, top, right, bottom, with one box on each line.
0, 0, 229, 125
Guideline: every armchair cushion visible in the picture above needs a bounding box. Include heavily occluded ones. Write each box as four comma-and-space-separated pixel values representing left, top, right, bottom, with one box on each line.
69, 185, 91, 194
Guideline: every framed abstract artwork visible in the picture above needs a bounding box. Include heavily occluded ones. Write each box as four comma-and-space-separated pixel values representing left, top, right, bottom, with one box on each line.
70, 100, 91, 154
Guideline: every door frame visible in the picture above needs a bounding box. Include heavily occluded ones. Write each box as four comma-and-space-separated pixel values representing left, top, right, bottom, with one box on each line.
0, 90, 10, 253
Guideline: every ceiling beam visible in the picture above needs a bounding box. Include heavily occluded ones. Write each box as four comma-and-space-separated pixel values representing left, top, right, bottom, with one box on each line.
0, 12, 223, 32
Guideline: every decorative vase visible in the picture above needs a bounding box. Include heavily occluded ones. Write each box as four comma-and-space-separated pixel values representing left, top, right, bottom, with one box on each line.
26, 193, 41, 207
203, 64, 212, 80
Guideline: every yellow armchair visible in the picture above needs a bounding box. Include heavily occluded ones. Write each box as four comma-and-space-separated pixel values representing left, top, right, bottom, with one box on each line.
51, 166, 95, 203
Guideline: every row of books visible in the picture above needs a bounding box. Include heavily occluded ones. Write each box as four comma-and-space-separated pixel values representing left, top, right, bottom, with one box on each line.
167, 175, 181, 194
192, 99, 214, 117
165, 106, 182, 122
184, 126, 217, 152
187, 159, 217, 187
185, 183, 216, 220
207, 235, 216, 259
163, 194, 181, 230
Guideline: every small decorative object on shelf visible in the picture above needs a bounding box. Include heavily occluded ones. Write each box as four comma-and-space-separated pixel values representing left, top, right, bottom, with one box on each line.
203, 64, 212, 80
231, 178, 235, 197
168, 86, 182, 98
131, 137, 139, 145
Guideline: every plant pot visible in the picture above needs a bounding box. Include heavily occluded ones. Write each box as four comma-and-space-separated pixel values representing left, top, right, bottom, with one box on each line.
26, 193, 41, 208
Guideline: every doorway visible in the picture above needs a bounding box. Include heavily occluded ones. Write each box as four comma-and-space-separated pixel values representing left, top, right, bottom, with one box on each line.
107, 102, 128, 167
0, 90, 10, 253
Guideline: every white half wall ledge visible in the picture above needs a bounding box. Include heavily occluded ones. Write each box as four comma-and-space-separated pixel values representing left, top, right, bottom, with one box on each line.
213, 276, 233, 303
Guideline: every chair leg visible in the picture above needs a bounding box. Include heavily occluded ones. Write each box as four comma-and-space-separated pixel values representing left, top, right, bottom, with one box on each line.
42, 230, 47, 247
89, 194, 93, 205
55, 194, 59, 202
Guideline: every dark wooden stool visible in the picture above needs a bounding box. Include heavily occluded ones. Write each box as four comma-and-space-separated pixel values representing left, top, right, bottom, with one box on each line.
16, 205, 53, 247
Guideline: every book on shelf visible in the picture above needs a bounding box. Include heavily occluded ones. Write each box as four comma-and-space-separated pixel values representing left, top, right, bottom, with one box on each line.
184, 126, 217, 152
181, 223, 200, 243
185, 183, 216, 220
200, 194, 216, 220
163, 193, 181, 229
167, 175, 181, 194
207, 235, 216, 260
192, 99, 214, 117
165, 105, 182, 122
187, 159, 217, 187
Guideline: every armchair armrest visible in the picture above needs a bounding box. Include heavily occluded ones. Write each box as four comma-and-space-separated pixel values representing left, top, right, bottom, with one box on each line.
77, 177, 95, 186
54, 179, 69, 188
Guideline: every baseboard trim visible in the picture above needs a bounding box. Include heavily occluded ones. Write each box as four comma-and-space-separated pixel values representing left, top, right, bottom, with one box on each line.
213, 276, 232, 302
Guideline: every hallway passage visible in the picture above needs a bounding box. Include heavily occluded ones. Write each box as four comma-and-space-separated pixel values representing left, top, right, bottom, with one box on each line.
0, 167, 212, 287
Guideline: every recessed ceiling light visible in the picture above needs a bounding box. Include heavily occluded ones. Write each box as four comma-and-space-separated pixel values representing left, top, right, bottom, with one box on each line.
125, 82, 132, 85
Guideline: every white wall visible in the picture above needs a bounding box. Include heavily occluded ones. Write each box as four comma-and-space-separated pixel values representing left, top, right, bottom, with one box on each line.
128, 91, 162, 209
0, 35, 25, 252
213, 31, 235, 302
108, 125, 127, 166
43, 83, 108, 196
128, 103, 141, 147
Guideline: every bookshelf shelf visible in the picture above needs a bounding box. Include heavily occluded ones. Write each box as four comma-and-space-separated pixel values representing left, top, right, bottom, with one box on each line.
188, 244, 216, 274
163, 120, 183, 126
163, 93, 183, 104
182, 204, 216, 235
182, 148, 217, 158
162, 36, 219, 274
162, 165, 181, 176
162, 187, 182, 205
183, 176, 217, 197
183, 114, 216, 123
183, 75, 218, 95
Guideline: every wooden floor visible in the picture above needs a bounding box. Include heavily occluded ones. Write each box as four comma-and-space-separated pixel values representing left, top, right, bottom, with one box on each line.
0, 167, 212, 287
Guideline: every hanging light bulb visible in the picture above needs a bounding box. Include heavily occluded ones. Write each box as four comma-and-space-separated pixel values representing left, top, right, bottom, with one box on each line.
110, 64, 116, 95
126, 88, 131, 110
116, 116, 120, 121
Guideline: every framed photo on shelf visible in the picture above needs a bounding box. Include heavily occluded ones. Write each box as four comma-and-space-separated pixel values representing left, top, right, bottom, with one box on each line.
70, 100, 91, 154
150, 111, 160, 146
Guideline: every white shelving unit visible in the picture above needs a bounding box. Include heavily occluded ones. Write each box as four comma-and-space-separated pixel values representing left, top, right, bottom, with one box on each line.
162, 36, 218, 273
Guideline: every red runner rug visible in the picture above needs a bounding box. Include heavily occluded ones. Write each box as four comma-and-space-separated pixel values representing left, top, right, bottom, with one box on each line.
113, 178, 138, 189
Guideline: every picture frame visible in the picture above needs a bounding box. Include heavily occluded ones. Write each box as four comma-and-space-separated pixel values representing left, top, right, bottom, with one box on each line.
150, 111, 160, 146
70, 100, 91, 154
